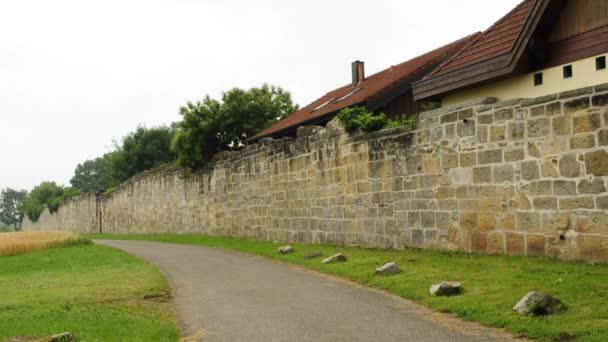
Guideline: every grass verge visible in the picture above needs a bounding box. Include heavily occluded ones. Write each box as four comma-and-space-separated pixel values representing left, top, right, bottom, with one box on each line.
0, 242, 180, 341
88, 233, 608, 341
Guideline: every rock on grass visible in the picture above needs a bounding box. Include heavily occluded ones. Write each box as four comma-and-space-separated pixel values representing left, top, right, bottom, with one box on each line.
278, 245, 294, 254
321, 253, 347, 264
375, 262, 401, 276
513, 291, 563, 316
429, 282, 462, 296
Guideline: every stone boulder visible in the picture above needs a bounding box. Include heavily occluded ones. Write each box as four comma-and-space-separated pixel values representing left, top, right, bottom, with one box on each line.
429, 282, 462, 296
375, 261, 401, 276
278, 245, 294, 254
321, 253, 347, 264
304, 251, 323, 258
513, 291, 563, 316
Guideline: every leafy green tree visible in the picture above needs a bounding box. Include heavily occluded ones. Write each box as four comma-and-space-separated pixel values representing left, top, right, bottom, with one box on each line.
110, 125, 177, 183
70, 153, 118, 193
21, 182, 80, 222
0, 188, 28, 230
173, 84, 298, 170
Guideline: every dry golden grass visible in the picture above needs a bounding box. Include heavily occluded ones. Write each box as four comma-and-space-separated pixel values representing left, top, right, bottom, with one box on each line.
0, 231, 88, 257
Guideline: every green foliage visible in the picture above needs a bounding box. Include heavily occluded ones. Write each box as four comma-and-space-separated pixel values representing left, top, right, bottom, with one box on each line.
21, 182, 80, 222
172, 84, 298, 170
0, 188, 28, 230
0, 244, 179, 340
70, 153, 118, 193
386, 114, 419, 129
91, 233, 608, 342
337, 106, 388, 133
110, 125, 177, 183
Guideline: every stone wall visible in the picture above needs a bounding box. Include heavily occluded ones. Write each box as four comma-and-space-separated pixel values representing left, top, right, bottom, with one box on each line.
23, 86, 608, 262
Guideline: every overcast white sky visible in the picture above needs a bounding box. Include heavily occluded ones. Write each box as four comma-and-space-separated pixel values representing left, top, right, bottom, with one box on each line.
0, 0, 521, 191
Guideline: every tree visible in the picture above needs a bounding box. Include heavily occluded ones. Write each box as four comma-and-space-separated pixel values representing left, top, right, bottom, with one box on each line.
110, 125, 177, 183
0, 188, 28, 230
20, 182, 79, 222
172, 84, 298, 170
70, 153, 118, 193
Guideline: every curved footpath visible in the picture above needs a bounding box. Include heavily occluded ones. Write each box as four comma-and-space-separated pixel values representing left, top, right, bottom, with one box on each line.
96, 240, 520, 342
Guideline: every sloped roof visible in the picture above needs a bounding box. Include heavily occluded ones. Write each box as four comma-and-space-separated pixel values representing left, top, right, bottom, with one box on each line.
414, 0, 555, 100
254, 34, 479, 140
428, 0, 535, 77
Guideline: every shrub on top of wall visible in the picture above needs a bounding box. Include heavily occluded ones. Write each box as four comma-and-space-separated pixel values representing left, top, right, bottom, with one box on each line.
337, 107, 388, 133
337, 106, 418, 133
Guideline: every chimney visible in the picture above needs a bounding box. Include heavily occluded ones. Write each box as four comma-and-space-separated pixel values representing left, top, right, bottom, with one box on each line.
351, 60, 365, 84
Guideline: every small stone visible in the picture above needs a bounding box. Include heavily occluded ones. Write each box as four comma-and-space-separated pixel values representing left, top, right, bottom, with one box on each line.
429, 282, 462, 296
5, 332, 74, 342
321, 253, 347, 264
375, 261, 401, 276
304, 251, 323, 258
513, 291, 563, 316
278, 245, 294, 254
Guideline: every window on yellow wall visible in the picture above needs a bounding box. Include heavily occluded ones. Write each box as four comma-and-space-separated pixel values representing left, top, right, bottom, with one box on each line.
563, 65, 573, 79
534, 72, 543, 86
597, 56, 606, 70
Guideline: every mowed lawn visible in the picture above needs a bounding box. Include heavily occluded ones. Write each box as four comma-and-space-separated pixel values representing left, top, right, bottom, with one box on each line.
90, 233, 608, 342
0, 240, 179, 341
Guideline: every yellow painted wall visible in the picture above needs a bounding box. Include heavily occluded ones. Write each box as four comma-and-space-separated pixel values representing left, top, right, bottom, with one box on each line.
443, 54, 608, 106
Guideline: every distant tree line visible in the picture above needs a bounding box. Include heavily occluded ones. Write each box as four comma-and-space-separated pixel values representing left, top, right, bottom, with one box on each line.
10, 84, 297, 224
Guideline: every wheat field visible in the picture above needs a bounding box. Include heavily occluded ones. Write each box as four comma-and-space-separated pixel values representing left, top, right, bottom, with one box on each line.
0, 231, 87, 257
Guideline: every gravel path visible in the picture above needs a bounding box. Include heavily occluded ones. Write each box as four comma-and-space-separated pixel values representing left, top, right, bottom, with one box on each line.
96, 240, 519, 342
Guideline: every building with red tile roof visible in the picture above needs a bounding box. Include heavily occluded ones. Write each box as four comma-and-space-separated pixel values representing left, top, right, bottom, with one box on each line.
254, 34, 478, 140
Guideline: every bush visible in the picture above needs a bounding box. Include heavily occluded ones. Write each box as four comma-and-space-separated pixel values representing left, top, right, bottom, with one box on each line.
386, 114, 418, 130
336, 107, 388, 133
21, 182, 80, 222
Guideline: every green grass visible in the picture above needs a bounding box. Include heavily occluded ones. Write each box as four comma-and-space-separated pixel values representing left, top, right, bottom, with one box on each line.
89, 233, 608, 341
0, 242, 179, 341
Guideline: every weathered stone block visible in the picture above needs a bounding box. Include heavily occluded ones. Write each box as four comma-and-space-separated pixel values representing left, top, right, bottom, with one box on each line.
478, 114, 493, 124
530, 180, 552, 196
460, 212, 478, 230
559, 154, 580, 178
527, 235, 547, 256
493, 164, 514, 183
441, 153, 459, 169
599, 130, 608, 146
552, 116, 571, 136
495, 108, 514, 121
569, 134, 595, 149
470, 232, 487, 252
457, 120, 475, 137
478, 149, 502, 165
521, 160, 539, 180
578, 178, 606, 194
577, 235, 608, 261
459, 152, 476, 167
597, 196, 608, 209
585, 150, 608, 176
478, 212, 496, 231
508, 122, 525, 140
553, 180, 576, 196
530, 105, 544, 117
477, 125, 488, 143
504, 148, 525, 162
573, 113, 601, 133
546, 102, 562, 115
540, 158, 559, 178
473, 166, 492, 183
592, 93, 608, 107
517, 212, 541, 231
527, 118, 551, 138
559, 197, 595, 210
533, 197, 558, 210
564, 97, 590, 113
490, 125, 506, 141
506, 232, 525, 255
459, 108, 474, 120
